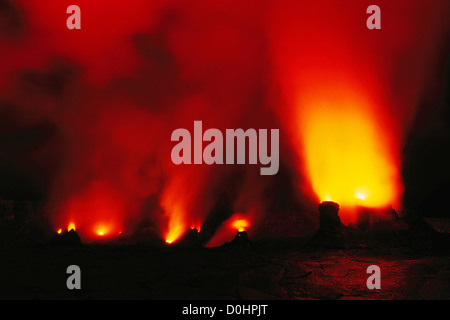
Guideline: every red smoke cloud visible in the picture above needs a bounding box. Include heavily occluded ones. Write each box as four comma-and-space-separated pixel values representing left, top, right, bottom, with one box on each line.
267, 0, 449, 222
0, 0, 448, 243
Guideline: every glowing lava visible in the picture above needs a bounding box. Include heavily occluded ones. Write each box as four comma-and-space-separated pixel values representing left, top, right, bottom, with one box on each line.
164, 214, 185, 245
298, 81, 401, 221
95, 225, 111, 237
68, 222, 76, 231
232, 219, 249, 232
205, 214, 252, 247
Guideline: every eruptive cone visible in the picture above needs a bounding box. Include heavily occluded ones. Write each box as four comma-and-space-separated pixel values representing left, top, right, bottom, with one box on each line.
226, 230, 251, 246
355, 205, 406, 232
174, 228, 202, 248
51, 229, 81, 246
318, 201, 341, 230
309, 201, 362, 248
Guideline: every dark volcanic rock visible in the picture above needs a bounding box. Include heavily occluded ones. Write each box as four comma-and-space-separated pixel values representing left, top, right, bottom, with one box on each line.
318, 201, 341, 230
114, 226, 164, 246
309, 201, 363, 248
50, 229, 81, 246
175, 228, 202, 248
226, 231, 251, 246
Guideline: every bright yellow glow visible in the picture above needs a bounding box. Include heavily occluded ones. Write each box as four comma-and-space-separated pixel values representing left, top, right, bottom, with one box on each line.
356, 192, 366, 200
68, 222, 76, 231
232, 219, 249, 232
323, 194, 332, 201
165, 225, 183, 243
298, 84, 399, 211
164, 205, 186, 245
57, 228, 62, 234
95, 225, 110, 237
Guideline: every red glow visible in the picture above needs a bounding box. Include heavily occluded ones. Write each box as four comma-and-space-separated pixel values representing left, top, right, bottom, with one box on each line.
206, 214, 252, 247
93, 223, 117, 238
232, 219, 249, 232
264, 1, 449, 222
1, 1, 447, 243
190, 223, 202, 232
56, 181, 126, 241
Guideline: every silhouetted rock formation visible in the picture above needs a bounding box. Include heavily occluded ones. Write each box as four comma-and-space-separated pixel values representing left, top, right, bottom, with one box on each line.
319, 201, 341, 230
226, 230, 251, 246
309, 201, 362, 248
113, 226, 164, 246
50, 229, 81, 246
175, 228, 202, 248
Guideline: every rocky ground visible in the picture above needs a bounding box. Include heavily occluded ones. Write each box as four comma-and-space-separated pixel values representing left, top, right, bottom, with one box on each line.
1, 229, 449, 300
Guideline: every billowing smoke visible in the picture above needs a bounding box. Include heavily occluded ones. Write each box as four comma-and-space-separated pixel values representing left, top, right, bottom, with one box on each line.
0, 0, 448, 243
266, 0, 450, 222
